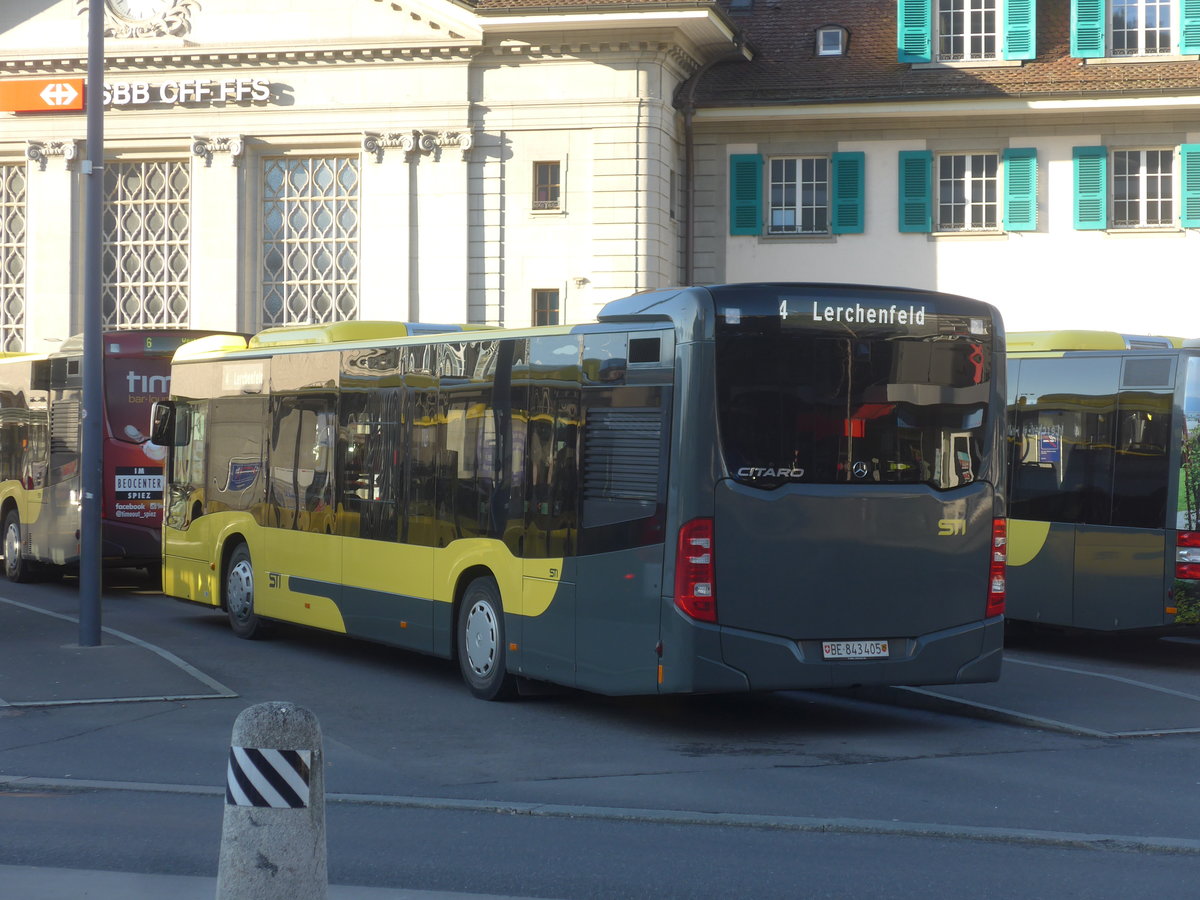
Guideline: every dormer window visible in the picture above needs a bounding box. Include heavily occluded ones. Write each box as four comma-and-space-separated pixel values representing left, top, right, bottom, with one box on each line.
817, 25, 847, 56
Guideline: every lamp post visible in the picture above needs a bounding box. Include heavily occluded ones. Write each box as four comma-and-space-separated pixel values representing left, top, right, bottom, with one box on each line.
79, 0, 105, 646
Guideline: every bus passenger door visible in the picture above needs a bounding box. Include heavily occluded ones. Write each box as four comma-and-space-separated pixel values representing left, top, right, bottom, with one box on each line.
262, 394, 343, 631
517, 337, 579, 686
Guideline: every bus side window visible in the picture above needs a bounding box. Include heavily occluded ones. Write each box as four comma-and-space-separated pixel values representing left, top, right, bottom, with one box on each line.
270, 396, 336, 534
1112, 399, 1171, 529
207, 397, 267, 517
527, 336, 581, 558
1010, 357, 1120, 526
339, 388, 400, 542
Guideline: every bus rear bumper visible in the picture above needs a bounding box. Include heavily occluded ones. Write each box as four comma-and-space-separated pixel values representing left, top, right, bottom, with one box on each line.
101, 520, 161, 567
688, 616, 1004, 693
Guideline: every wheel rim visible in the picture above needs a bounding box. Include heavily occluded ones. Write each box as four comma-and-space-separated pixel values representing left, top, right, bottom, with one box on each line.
4, 522, 19, 577
463, 599, 499, 678
227, 559, 254, 623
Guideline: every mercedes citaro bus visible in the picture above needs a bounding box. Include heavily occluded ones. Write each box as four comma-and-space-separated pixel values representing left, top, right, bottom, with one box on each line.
151, 285, 1007, 698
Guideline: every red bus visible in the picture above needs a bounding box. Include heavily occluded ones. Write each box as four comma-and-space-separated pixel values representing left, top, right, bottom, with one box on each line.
0, 330, 234, 581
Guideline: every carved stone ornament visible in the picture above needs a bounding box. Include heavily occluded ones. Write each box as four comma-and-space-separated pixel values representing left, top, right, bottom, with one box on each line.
192, 135, 246, 166
76, 0, 200, 39
26, 140, 82, 169
363, 130, 474, 162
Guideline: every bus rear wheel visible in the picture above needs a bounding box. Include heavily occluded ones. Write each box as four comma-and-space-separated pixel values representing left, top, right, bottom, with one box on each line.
3, 510, 35, 584
224, 543, 267, 639
457, 577, 517, 701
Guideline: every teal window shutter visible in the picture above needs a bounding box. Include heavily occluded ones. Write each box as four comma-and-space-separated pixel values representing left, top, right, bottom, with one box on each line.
1071, 0, 1105, 58
1181, 0, 1200, 54
1003, 148, 1038, 231
1003, 0, 1036, 60
898, 0, 932, 63
729, 154, 762, 236
1073, 146, 1108, 230
1181, 145, 1200, 228
898, 150, 932, 233
830, 152, 865, 234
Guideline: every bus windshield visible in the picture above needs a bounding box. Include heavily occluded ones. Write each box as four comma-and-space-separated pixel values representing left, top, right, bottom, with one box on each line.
713, 286, 994, 489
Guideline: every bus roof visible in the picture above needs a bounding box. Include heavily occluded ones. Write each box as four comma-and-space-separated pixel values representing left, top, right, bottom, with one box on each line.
56, 329, 245, 357
1007, 330, 1184, 353
246, 321, 497, 350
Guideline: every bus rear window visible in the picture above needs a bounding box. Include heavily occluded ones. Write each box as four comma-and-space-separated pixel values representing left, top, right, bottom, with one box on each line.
715, 298, 992, 490
105, 357, 172, 443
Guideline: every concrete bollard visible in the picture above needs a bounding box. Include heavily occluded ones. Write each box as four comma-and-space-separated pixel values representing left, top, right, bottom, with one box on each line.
216, 701, 327, 900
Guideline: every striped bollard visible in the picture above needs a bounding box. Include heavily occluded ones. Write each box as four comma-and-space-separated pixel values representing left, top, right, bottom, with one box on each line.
216, 702, 327, 900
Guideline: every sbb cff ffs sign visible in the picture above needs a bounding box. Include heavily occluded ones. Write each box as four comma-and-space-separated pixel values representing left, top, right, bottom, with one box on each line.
0, 78, 86, 112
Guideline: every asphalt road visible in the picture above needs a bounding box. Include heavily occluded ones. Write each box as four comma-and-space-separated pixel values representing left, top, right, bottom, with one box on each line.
2, 571, 1199, 898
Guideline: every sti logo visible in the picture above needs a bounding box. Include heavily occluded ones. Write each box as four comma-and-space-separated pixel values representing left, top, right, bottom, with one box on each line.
937, 518, 967, 536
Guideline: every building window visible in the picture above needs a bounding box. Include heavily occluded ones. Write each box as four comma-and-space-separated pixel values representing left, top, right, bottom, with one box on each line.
1073, 0, 1197, 57
937, 0, 998, 60
1112, 149, 1174, 227
1110, 0, 1173, 55
670, 168, 685, 221
261, 156, 360, 328
533, 289, 560, 326
102, 161, 191, 329
0, 164, 26, 351
937, 153, 999, 231
901, 0, 1035, 63
534, 162, 560, 211
768, 157, 829, 234
1073, 144, 1200, 230
817, 26, 847, 56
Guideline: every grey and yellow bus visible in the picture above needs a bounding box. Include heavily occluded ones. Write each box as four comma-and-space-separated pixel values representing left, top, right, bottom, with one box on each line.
1006, 331, 1200, 632
152, 284, 1007, 699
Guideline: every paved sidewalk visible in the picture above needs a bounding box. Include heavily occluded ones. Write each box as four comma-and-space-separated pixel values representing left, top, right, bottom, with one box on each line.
0, 598, 536, 899
0, 595, 235, 708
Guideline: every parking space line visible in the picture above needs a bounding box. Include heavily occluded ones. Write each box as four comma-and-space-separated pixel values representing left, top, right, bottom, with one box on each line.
0, 596, 237, 706
895, 686, 1117, 738
1008, 656, 1200, 703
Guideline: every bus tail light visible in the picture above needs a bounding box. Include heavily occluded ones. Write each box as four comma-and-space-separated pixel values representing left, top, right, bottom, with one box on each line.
675, 518, 716, 623
986, 518, 1006, 618
1177, 532, 1200, 580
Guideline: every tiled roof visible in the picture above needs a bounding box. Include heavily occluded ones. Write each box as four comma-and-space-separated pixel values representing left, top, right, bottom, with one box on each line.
697, 0, 1200, 105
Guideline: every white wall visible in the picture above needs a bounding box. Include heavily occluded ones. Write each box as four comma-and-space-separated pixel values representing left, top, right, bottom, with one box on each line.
718, 130, 1200, 339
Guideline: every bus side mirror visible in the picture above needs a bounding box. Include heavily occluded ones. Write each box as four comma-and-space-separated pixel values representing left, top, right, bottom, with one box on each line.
150, 401, 180, 446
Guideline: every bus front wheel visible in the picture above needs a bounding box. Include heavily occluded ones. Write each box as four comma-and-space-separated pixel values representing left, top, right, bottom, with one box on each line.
3, 510, 35, 584
457, 577, 517, 701
224, 543, 267, 640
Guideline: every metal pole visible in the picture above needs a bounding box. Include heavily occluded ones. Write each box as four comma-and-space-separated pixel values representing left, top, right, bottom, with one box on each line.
79, 0, 105, 646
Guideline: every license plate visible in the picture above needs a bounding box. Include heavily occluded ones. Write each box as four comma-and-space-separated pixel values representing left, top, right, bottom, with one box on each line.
821, 640, 890, 660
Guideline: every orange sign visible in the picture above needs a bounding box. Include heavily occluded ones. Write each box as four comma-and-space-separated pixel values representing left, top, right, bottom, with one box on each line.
0, 78, 85, 113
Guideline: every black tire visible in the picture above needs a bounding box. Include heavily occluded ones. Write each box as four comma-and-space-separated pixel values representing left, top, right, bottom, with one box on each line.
3, 509, 35, 584
224, 543, 267, 639
457, 577, 518, 701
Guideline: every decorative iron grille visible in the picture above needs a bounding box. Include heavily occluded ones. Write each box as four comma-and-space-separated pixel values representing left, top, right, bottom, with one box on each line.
0, 164, 26, 351
102, 161, 191, 328
261, 156, 360, 327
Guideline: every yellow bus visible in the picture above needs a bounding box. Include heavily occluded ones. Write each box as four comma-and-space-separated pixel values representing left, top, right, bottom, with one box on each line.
153, 284, 1008, 699
1006, 331, 1200, 631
